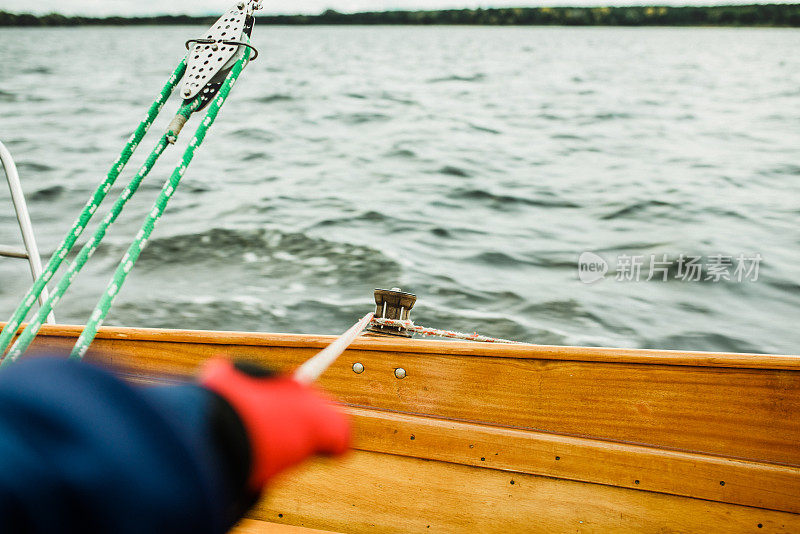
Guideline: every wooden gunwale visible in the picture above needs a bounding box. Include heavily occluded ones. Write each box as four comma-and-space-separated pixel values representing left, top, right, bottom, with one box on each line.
9, 322, 800, 370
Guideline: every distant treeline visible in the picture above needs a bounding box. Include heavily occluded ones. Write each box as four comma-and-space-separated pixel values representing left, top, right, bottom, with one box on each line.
1, 4, 799, 28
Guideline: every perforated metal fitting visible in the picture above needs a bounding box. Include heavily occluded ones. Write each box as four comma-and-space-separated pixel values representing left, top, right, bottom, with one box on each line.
182, 4, 249, 100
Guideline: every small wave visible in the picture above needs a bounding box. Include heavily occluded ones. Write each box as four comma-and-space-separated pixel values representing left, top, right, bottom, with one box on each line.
468, 251, 530, 267
427, 73, 486, 83
764, 279, 800, 293
16, 161, 54, 173
551, 133, 587, 141
595, 242, 673, 254
229, 128, 276, 142
316, 211, 389, 226
678, 302, 713, 314
455, 188, 579, 209
600, 200, 676, 220
135, 228, 400, 279
65, 144, 103, 154
520, 298, 583, 318
111, 297, 276, 332
327, 112, 390, 125
427, 285, 526, 308
537, 113, 563, 121
773, 88, 800, 98
253, 93, 294, 104
759, 164, 800, 177
642, 332, 762, 353
0, 89, 16, 102
380, 92, 416, 105
703, 206, 748, 222
468, 123, 501, 135
29, 185, 65, 201
23, 66, 52, 75
241, 152, 271, 162
438, 165, 471, 178
356, 210, 387, 222
111, 295, 379, 335
383, 148, 416, 159
179, 181, 212, 194
588, 112, 634, 121
136, 228, 271, 264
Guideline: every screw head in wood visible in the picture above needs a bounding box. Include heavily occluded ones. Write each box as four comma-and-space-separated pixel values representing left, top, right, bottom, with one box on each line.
394, 367, 406, 379
352, 362, 364, 374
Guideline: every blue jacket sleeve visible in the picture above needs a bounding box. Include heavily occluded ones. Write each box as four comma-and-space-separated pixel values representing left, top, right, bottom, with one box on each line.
0, 356, 250, 534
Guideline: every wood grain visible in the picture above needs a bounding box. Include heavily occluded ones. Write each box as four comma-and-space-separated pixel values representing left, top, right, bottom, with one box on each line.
19, 324, 800, 466
251, 450, 800, 533
231, 519, 337, 534
350, 407, 800, 513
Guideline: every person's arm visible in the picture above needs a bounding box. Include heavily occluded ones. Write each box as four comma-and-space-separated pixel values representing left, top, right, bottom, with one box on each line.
0, 356, 349, 534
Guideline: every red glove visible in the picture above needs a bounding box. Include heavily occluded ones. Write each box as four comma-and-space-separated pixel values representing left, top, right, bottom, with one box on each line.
200, 358, 350, 493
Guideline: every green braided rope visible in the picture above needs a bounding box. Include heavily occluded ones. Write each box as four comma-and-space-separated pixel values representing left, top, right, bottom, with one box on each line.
0, 101, 200, 367
70, 48, 252, 360
0, 59, 187, 356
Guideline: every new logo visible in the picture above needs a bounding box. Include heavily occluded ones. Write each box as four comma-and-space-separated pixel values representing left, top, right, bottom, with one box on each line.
578, 252, 608, 284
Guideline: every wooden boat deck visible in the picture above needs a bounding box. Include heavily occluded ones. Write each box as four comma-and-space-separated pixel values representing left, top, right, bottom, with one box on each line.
7, 323, 800, 533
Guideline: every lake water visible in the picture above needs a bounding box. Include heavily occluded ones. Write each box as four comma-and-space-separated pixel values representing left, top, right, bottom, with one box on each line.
1, 25, 798, 354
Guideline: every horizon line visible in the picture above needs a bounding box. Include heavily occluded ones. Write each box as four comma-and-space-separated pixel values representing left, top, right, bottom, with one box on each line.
2, 3, 799, 18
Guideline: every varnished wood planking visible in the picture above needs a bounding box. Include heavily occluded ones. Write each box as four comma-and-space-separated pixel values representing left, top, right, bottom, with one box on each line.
251, 450, 800, 533
86, 366, 800, 514
22, 326, 800, 465
333, 351, 800, 466
36, 367, 798, 515
350, 407, 800, 513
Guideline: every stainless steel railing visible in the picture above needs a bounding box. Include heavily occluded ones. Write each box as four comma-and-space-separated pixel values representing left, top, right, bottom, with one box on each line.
1, 140, 55, 324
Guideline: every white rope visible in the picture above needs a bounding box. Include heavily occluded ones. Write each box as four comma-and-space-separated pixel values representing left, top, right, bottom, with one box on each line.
370, 317, 520, 344
294, 312, 374, 384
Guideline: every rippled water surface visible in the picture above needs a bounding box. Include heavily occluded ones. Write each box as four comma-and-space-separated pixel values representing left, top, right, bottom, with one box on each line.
1, 26, 799, 353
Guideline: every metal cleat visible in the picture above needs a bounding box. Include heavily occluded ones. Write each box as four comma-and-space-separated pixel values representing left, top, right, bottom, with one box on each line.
367, 288, 417, 338
182, 0, 261, 108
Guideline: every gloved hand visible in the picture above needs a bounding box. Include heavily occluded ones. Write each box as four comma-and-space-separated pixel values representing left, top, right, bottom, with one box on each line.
200, 358, 350, 493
